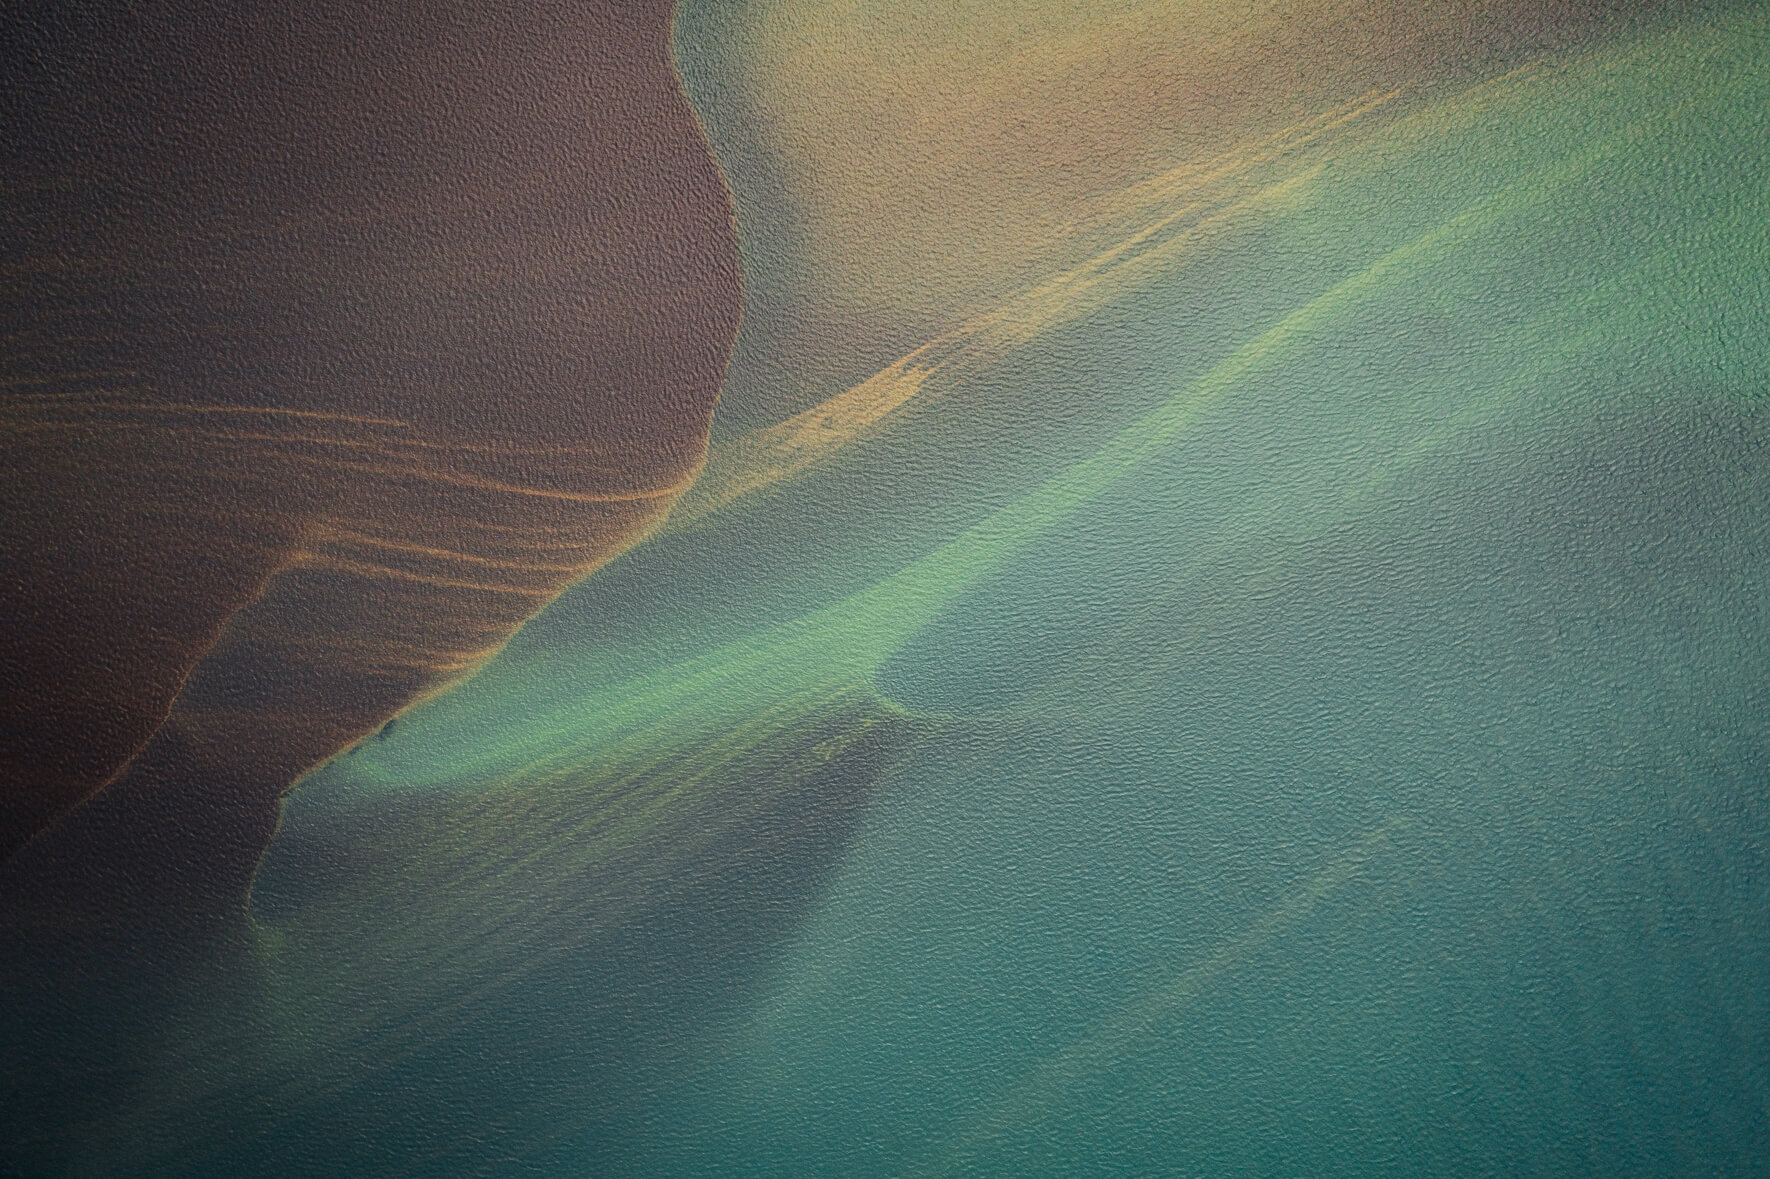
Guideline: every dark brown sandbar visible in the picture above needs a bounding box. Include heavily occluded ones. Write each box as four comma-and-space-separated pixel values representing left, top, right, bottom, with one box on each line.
0, 0, 740, 916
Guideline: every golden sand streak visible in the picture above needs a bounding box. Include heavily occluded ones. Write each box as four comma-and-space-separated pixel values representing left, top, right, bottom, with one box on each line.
671, 95, 1399, 528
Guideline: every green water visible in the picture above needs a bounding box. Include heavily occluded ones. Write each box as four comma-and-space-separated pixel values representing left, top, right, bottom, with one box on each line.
233, 12, 1770, 1175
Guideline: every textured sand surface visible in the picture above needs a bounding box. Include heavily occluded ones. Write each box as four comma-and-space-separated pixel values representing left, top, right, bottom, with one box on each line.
0, 0, 740, 911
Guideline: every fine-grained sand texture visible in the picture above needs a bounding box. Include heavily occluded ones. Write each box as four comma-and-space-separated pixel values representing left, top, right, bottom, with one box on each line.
0, 0, 741, 916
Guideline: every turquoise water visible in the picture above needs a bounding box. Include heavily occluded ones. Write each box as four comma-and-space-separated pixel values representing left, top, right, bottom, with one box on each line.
219, 11, 1770, 1174
614, 397, 1769, 1174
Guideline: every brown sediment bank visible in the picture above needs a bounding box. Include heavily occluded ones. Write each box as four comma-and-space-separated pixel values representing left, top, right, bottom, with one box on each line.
0, 0, 740, 915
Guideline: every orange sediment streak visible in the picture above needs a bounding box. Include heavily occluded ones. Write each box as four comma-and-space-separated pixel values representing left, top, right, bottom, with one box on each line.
0, 0, 742, 911
672, 91, 1401, 528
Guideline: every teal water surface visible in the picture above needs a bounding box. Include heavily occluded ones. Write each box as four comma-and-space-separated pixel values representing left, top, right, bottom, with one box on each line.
233, 10, 1770, 1174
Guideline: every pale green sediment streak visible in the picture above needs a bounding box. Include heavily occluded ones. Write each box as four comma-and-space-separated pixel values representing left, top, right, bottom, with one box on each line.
995, 164, 1770, 729
338, 10, 1769, 801
367, 117, 1640, 798
923, 819, 1409, 1177
350, 7, 1769, 800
